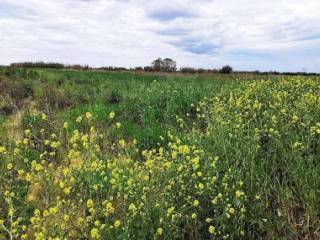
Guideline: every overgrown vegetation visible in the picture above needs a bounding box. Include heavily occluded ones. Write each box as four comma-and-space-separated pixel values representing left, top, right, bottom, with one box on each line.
0, 68, 319, 239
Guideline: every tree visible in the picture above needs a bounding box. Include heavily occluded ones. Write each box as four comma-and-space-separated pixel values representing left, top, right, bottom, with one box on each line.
151, 58, 177, 72
220, 65, 233, 74
162, 58, 177, 72
151, 58, 163, 72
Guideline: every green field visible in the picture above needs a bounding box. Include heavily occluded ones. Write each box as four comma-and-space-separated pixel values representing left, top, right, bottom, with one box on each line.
0, 68, 319, 239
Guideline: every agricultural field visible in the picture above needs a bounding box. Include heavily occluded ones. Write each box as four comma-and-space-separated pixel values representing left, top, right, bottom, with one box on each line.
0, 67, 319, 239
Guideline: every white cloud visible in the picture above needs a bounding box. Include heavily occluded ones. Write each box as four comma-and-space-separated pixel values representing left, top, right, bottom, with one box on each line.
0, 0, 320, 71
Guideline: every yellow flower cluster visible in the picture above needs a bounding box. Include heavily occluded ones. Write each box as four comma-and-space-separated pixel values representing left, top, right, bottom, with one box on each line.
0, 109, 248, 239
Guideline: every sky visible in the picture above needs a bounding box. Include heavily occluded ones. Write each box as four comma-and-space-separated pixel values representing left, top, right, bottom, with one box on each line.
0, 0, 320, 72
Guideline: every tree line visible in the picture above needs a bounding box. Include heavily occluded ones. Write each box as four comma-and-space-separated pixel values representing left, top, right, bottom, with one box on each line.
10, 62, 91, 70
7, 60, 320, 76
7, 60, 234, 74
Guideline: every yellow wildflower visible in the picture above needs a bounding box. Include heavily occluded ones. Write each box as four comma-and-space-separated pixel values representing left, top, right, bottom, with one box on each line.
193, 200, 199, 207
34, 163, 43, 172
236, 190, 244, 198
64, 214, 70, 222
87, 199, 94, 208
91, 228, 99, 239
63, 187, 71, 195
114, 220, 121, 228
105, 202, 115, 215
0, 146, 6, 154
229, 208, 235, 214
7, 163, 13, 170
128, 203, 137, 212
109, 111, 115, 119
41, 113, 47, 120
119, 139, 126, 148
86, 112, 93, 119
208, 225, 216, 234
76, 116, 82, 123
156, 228, 163, 236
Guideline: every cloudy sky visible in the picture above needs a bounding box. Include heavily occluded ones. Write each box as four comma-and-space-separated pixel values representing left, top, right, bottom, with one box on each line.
1, 0, 320, 72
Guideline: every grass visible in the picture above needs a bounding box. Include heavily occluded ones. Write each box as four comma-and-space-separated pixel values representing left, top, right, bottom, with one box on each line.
0, 68, 241, 149
0, 67, 319, 239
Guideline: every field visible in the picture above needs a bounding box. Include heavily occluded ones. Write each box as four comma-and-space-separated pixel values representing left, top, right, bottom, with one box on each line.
0, 67, 319, 239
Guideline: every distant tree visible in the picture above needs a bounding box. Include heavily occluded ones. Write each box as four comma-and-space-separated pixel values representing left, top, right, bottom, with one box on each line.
162, 58, 177, 72
151, 58, 163, 72
151, 58, 176, 72
220, 65, 233, 74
